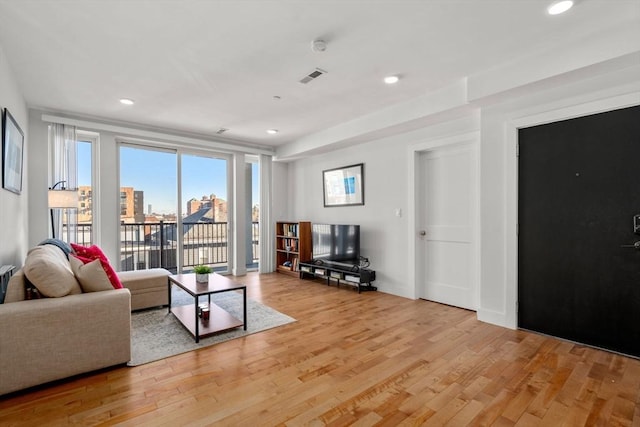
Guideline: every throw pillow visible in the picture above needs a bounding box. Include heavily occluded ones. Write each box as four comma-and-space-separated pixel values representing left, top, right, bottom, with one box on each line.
70, 244, 123, 289
23, 245, 81, 297
69, 255, 114, 292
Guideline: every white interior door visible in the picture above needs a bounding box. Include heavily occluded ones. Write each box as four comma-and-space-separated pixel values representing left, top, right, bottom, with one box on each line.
418, 144, 477, 310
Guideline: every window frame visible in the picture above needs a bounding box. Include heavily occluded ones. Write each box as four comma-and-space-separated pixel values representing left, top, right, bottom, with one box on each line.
75, 130, 99, 246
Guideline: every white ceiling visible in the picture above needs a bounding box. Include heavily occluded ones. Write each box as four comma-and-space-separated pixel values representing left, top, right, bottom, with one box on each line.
0, 0, 638, 150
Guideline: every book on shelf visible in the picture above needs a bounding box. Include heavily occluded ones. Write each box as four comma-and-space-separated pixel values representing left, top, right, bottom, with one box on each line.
279, 257, 299, 271
281, 223, 298, 237
280, 238, 299, 252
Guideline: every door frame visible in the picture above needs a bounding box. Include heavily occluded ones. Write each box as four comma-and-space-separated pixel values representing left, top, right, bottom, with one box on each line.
408, 131, 480, 303
505, 93, 640, 329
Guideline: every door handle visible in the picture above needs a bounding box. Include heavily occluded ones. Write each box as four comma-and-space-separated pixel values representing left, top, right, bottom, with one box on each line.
621, 241, 640, 249
419, 230, 426, 236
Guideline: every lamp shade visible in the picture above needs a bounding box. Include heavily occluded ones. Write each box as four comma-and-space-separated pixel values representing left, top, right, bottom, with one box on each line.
48, 189, 79, 208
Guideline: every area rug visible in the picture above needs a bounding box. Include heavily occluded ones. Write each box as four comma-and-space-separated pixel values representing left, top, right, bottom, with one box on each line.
128, 289, 296, 366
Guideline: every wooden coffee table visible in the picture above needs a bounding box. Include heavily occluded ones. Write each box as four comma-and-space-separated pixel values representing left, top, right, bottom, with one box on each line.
168, 273, 247, 343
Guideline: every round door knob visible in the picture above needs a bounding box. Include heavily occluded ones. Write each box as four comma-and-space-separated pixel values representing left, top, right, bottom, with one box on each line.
419, 230, 426, 236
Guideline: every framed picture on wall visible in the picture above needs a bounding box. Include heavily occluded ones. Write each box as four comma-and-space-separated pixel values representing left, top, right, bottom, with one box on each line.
323, 163, 364, 207
2, 108, 24, 195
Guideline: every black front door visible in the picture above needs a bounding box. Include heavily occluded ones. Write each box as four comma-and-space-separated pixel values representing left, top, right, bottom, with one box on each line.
518, 105, 640, 357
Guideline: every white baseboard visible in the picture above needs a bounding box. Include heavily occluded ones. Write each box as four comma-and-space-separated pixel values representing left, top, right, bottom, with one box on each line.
477, 308, 515, 330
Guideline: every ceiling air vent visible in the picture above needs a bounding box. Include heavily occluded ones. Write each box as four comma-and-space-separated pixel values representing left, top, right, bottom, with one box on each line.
299, 68, 327, 84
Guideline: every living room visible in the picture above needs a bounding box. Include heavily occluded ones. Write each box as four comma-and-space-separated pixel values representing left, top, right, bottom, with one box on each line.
1, 0, 640, 424
0, 0, 636, 324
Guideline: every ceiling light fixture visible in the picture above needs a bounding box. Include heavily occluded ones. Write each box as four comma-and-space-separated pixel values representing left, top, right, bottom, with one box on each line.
384, 75, 399, 84
119, 98, 135, 105
547, 0, 574, 15
267, 129, 278, 135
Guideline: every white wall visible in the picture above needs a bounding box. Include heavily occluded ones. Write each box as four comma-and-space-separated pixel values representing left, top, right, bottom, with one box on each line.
288, 115, 479, 298
0, 45, 28, 267
285, 57, 640, 328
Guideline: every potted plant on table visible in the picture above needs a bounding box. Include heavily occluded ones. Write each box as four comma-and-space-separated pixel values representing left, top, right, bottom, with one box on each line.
193, 265, 212, 283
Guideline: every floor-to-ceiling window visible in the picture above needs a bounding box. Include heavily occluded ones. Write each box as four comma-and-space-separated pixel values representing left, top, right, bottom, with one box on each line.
119, 144, 231, 273
247, 159, 260, 270
181, 153, 230, 272
119, 144, 178, 272
74, 138, 93, 244
60, 132, 95, 245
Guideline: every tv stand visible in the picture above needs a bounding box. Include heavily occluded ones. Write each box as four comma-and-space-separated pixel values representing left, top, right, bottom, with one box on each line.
298, 260, 377, 293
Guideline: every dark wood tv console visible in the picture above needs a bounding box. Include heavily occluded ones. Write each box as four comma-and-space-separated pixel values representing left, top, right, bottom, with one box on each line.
298, 261, 377, 293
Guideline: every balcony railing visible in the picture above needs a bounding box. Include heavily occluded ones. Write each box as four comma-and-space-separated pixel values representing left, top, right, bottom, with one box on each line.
61, 221, 259, 273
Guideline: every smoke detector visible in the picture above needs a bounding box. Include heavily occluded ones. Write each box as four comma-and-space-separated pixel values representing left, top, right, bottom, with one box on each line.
311, 39, 327, 53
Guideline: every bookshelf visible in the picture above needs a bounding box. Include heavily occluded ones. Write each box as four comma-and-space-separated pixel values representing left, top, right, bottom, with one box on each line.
275, 221, 311, 276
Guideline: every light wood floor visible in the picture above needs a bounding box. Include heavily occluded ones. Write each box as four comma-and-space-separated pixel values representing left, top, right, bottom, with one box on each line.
1, 272, 639, 426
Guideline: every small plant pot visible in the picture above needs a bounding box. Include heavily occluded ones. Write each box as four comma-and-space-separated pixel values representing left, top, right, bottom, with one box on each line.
195, 273, 209, 283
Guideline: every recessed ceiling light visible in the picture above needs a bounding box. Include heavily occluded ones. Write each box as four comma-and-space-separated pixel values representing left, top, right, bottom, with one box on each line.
266, 129, 278, 135
547, 0, 574, 15
384, 75, 399, 84
119, 98, 135, 105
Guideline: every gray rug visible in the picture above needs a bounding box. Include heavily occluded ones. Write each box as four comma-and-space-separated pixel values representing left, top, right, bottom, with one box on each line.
128, 288, 296, 366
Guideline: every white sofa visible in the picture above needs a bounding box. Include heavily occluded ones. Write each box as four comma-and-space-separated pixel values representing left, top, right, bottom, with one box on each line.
0, 243, 170, 395
0, 274, 131, 395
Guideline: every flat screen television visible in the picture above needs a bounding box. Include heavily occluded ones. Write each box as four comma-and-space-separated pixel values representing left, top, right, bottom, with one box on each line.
312, 223, 360, 265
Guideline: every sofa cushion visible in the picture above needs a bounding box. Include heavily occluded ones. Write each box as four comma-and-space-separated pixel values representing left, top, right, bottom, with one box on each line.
69, 255, 114, 293
118, 268, 170, 310
118, 268, 170, 291
23, 245, 82, 297
71, 244, 123, 289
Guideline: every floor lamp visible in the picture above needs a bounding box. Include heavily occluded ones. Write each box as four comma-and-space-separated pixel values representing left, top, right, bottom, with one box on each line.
48, 181, 78, 239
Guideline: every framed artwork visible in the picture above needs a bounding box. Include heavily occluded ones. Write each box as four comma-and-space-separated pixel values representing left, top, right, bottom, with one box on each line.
323, 163, 364, 207
2, 108, 24, 195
